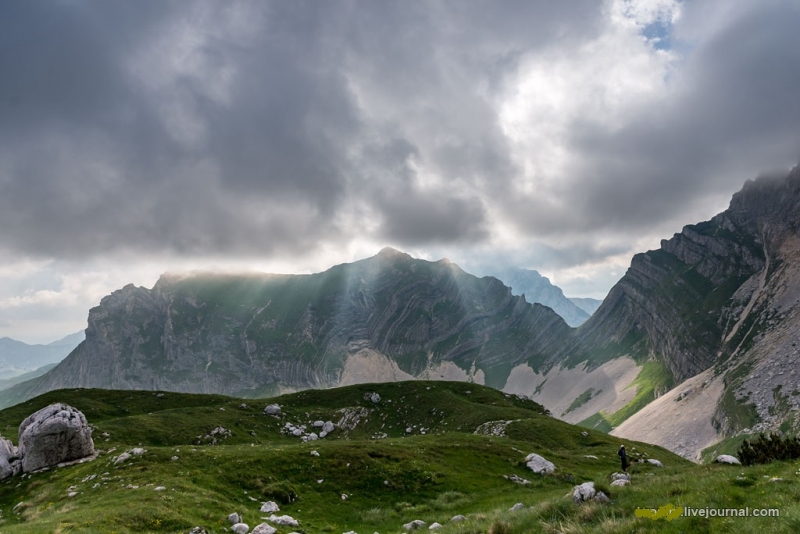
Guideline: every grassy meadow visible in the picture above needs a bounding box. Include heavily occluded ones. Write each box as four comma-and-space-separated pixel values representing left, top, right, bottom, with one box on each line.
0, 381, 796, 533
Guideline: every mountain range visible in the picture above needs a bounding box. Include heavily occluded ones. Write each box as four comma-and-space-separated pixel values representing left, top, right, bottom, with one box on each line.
478, 267, 600, 327
0, 332, 83, 381
2, 166, 799, 461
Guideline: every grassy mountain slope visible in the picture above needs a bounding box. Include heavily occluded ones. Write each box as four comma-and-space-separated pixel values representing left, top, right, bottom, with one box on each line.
0, 381, 708, 533
2, 381, 798, 533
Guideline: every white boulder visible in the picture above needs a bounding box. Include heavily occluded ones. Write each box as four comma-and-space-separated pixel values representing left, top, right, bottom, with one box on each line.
716, 454, 741, 465
647, 459, 663, 467
572, 481, 596, 503
18, 403, 95, 473
231, 523, 249, 534
260, 501, 280, 513
524, 453, 555, 474
252, 524, 277, 534
268, 514, 300, 527
264, 404, 282, 416
228, 512, 242, 524
403, 519, 427, 530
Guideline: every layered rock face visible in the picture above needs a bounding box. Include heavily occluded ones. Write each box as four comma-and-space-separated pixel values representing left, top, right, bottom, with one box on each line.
567, 169, 800, 384
13, 248, 570, 401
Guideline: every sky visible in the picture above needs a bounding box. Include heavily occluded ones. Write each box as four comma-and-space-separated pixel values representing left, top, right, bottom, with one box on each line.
1, 0, 799, 344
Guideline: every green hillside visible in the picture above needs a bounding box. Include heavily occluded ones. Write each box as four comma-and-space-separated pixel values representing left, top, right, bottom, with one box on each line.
0, 382, 795, 533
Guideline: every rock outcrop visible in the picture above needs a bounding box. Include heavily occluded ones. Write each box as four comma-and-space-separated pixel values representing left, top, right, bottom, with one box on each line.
18, 403, 95, 473
0, 403, 94, 481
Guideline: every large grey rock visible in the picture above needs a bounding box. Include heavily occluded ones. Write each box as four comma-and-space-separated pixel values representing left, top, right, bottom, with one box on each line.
264, 404, 281, 416
18, 403, 94, 473
251, 524, 276, 534
228, 512, 242, 524
403, 519, 427, 531
716, 454, 741, 465
260, 501, 280, 513
231, 523, 249, 534
572, 481, 596, 503
525, 453, 555, 474
0, 437, 20, 480
647, 459, 663, 467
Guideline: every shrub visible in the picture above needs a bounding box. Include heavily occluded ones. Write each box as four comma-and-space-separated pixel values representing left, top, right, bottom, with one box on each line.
737, 432, 800, 465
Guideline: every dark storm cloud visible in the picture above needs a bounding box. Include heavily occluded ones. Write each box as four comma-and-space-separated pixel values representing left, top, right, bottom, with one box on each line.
0, 0, 605, 260
1, 0, 798, 268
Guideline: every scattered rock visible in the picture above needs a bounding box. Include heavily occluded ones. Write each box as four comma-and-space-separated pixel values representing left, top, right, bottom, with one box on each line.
368, 393, 381, 404
268, 514, 300, 527
715, 454, 741, 465
450, 515, 466, 522
524, 453, 555, 474
341, 494, 348, 501
154, 486, 166, 491
0, 437, 20, 481
187, 528, 208, 534
429, 522, 443, 530
18, 403, 95, 473
584, 455, 598, 460
228, 512, 242, 524
322, 421, 335, 434
504, 474, 530, 485
403, 519, 427, 531
114, 452, 132, 465
231, 523, 250, 534
647, 459, 663, 467
67, 491, 78, 497
313, 421, 325, 428
260, 501, 280, 513
264, 404, 282, 416
311, 450, 320, 457
593, 491, 610, 504
572, 482, 596, 503
610, 479, 630, 487
611, 472, 630, 481
252, 524, 277, 534
581, 431, 589, 436
509, 503, 525, 512
171, 456, 179, 461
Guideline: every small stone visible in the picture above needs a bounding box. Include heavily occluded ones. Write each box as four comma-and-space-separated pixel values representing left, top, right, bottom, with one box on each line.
572, 481, 595, 503
311, 450, 320, 457
429, 523, 443, 530
154, 486, 166, 491
403, 519, 427, 531
68, 491, 78, 497
341, 494, 348, 500
188, 528, 208, 534
450, 515, 466, 522
260, 501, 280, 513
647, 459, 663, 467
171, 456, 179, 461
252, 524, 277, 534
509, 503, 525, 511
715, 454, 741, 465
231, 523, 250, 534
228, 512, 242, 524
524, 453, 555, 474
268, 514, 300, 527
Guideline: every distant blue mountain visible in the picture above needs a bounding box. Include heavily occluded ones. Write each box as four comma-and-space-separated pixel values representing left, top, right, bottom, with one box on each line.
0, 331, 84, 379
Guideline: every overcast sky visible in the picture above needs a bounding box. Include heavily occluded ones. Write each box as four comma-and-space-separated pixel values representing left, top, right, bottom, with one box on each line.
1, 0, 799, 343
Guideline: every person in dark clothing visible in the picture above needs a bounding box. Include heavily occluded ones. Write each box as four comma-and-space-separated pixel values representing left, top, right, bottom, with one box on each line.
618, 445, 628, 472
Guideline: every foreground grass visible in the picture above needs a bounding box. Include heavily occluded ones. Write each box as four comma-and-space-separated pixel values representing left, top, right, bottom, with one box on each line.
0, 382, 796, 533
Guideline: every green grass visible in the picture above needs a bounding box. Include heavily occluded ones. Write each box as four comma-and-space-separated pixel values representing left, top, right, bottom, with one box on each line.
0, 381, 797, 533
577, 361, 673, 431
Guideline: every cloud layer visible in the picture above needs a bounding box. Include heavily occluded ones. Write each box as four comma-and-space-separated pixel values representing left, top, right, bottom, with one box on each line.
1, 0, 799, 341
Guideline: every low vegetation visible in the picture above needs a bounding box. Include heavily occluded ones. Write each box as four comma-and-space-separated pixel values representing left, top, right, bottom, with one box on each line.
0, 382, 796, 533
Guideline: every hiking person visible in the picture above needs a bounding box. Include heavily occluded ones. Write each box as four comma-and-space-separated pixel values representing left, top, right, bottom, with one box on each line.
618, 445, 628, 472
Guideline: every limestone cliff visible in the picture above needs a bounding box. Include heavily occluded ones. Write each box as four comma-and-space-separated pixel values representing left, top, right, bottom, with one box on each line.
3, 248, 570, 405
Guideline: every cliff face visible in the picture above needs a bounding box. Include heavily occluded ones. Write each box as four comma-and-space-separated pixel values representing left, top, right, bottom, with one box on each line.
568, 170, 800, 384
17, 248, 570, 401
